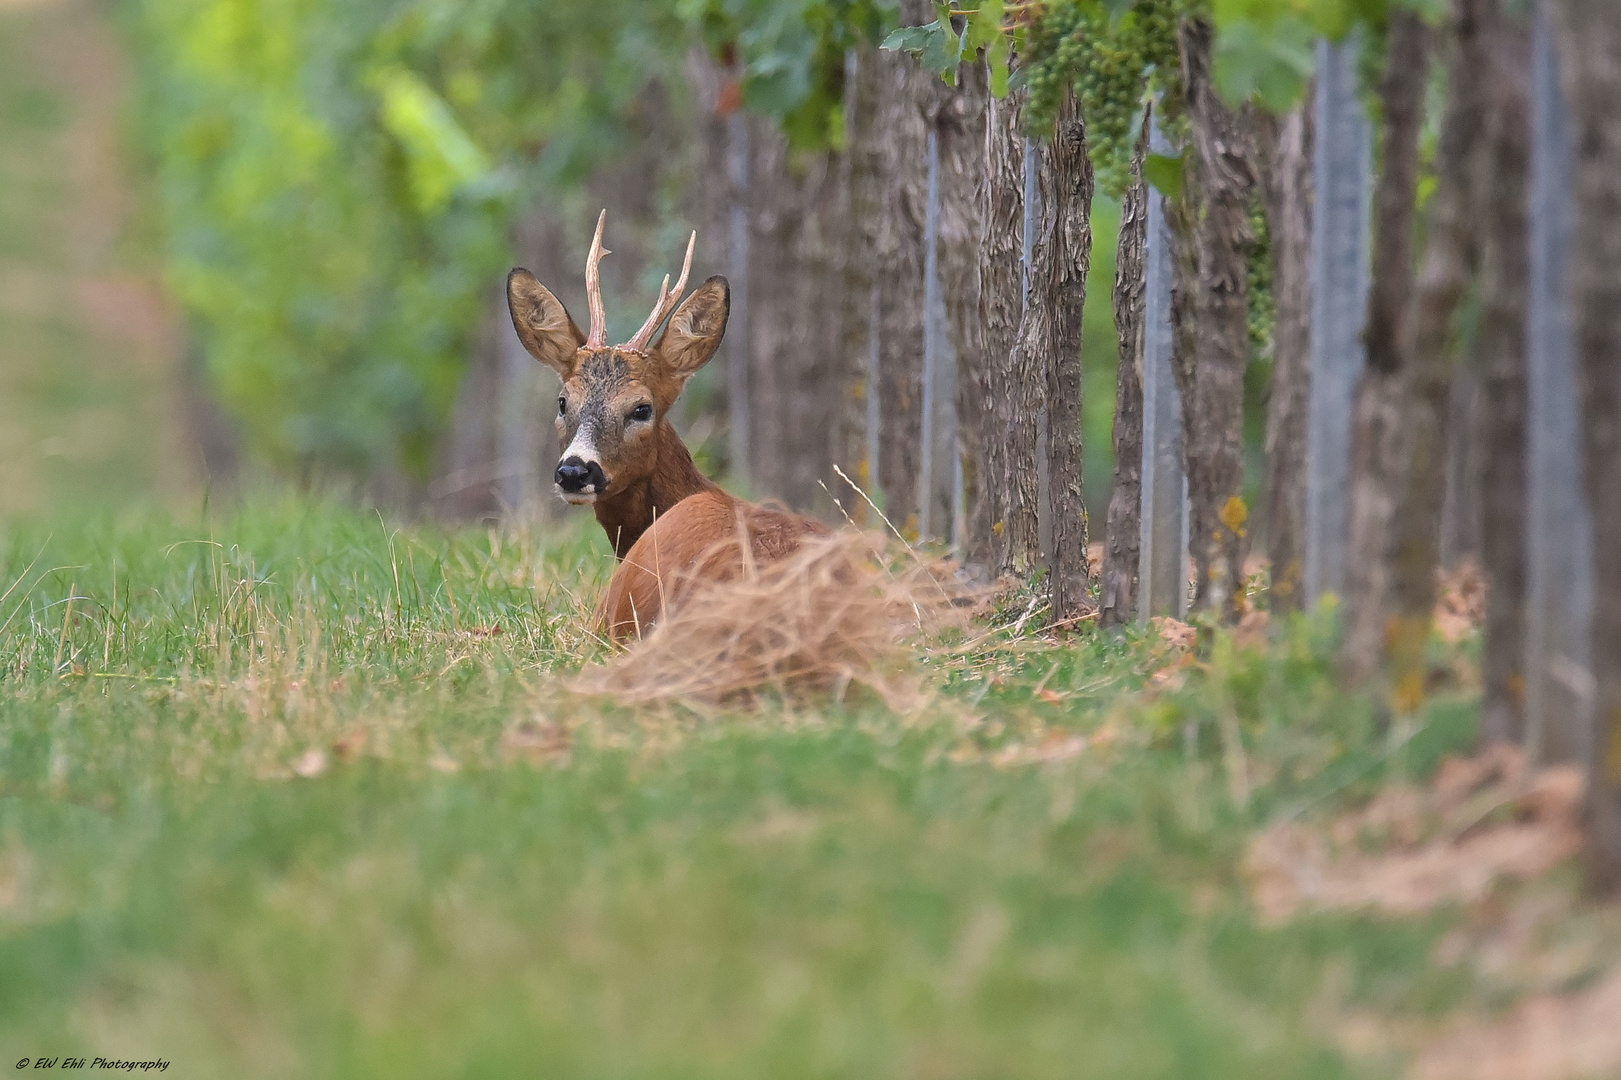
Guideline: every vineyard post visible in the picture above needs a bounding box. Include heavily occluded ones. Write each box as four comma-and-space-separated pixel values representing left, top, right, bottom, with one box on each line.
498, 283, 538, 513
1023, 137, 1053, 563
1304, 36, 1372, 605
726, 110, 752, 486
920, 127, 942, 540
867, 284, 882, 501
1137, 116, 1187, 621
1524, 5, 1593, 765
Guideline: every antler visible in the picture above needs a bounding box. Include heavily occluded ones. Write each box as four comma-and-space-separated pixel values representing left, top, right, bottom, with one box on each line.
623, 230, 697, 353
584, 209, 610, 349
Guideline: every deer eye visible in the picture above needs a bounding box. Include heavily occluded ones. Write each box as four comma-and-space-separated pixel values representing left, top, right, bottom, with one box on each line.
558, 397, 567, 417
628, 403, 653, 424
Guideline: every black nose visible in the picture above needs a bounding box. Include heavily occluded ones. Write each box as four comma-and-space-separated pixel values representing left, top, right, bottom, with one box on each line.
555, 456, 606, 495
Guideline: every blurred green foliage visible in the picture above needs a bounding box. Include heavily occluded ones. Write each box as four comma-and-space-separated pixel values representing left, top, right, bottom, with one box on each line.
124, 0, 1435, 486
127, 0, 920, 482
127, 0, 691, 480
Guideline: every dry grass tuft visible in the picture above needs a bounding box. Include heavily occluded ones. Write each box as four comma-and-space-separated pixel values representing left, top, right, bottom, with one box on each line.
568, 530, 976, 710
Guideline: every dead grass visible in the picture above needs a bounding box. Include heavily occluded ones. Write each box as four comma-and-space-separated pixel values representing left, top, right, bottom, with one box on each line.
1246, 745, 1586, 923
568, 530, 976, 711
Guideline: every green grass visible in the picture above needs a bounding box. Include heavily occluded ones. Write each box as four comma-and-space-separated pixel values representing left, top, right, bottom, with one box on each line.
0, 497, 1488, 1079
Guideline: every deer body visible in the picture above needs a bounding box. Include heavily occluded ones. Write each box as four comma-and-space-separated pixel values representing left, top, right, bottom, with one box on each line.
507, 212, 824, 641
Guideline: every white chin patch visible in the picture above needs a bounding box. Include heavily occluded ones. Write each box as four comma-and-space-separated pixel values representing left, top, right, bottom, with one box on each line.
556, 484, 598, 505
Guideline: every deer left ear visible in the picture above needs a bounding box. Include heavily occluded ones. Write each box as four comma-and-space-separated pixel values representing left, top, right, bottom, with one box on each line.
508, 269, 587, 376
655, 276, 729, 378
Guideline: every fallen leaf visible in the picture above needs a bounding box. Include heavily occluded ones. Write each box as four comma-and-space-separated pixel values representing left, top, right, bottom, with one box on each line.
1152, 616, 1197, 651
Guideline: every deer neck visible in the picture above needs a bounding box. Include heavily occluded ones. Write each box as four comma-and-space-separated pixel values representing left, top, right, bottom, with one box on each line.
593, 420, 723, 559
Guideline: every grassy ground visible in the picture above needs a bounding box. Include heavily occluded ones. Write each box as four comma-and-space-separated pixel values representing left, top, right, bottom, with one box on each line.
0, 498, 1495, 1079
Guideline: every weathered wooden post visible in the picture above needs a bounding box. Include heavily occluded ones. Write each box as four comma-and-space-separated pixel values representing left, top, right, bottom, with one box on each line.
1137, 118, 1187, 621
1304, 37, 1373, 605
1524, 5, 1593, 765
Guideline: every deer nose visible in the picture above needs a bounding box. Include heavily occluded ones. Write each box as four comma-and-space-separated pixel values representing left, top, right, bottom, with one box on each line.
556, 456, 606, 495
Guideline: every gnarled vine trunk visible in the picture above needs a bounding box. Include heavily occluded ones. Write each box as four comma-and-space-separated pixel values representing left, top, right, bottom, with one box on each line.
1377, 0, 1491, 703
1547, 0, 1621, 890
1100, 120, 1150, 626
1476, 5, 1531, 746
1258, 100, 1313, 613
1341, 10, 1431, 682
1178, 17, 1256, 622
1014, 89, 1094, 623
980, 90, 1029, 576
939, 61, 990, 571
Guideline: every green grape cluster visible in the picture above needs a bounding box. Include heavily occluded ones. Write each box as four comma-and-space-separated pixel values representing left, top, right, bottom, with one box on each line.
1247, 194, 1276, 355
1020, 0, 1184, 198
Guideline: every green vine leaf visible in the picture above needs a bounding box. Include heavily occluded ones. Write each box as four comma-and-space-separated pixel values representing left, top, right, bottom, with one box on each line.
1143, 150, 1185, 200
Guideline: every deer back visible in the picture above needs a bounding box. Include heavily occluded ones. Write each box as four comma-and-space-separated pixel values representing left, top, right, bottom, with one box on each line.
597, 491, 830, 641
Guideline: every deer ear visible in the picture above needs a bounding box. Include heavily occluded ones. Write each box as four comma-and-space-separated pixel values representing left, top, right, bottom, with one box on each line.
655, 276, 729, 378
507, 269, 586, 375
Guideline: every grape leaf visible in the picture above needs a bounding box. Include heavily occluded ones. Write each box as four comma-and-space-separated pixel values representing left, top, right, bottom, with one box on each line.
1143, 151, 1185, 200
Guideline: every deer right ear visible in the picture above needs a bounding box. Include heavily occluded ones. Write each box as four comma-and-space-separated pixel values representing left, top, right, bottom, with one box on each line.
507, 269, 586, 376
655, 276, 730, 378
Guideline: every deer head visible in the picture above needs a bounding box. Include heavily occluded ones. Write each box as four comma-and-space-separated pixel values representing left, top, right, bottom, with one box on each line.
507, 210, 729, 506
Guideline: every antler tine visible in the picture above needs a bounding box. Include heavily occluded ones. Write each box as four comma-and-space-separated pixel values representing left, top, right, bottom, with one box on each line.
584, 209, 610, 349
625, 230, 697, 352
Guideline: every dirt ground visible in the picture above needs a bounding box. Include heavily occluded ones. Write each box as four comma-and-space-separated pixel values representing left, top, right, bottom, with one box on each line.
0, 0, 195, 516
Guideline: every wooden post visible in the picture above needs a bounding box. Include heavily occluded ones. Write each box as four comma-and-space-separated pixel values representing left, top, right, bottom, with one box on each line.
1138, 118, 1187, 621
1524, 5, 1593, 765
1304, 37, 1373, 605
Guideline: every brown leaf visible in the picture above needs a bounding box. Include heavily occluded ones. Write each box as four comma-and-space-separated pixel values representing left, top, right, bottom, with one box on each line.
1152, 616, 1197, 651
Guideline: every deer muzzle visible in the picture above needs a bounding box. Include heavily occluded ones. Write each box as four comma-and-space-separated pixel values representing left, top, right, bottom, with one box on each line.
555, 456, 607, 502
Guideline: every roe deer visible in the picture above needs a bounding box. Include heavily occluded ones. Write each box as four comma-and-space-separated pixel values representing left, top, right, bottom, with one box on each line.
506, 211, 827, 640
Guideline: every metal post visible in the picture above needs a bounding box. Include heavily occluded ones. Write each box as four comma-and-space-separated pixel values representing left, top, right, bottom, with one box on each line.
920, 128, 941, 540
1525, 5, 1594, 765
1138, 117, 1187, 621
726, 111, 751, 487
1023, 138, 1052, 562
866, 284, 882, 502
498, 284, 536, 514
1304, 36, 1373, 605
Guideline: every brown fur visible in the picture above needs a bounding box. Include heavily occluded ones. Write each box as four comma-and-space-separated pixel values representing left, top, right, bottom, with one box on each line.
590, 417, 723, 558
507, 221, 825, 639
597, 491, 831, 640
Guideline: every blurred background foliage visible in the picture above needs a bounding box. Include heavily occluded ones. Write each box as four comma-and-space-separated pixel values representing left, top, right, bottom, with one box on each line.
126, 0, 693, 480
120, 0, 1398, 499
